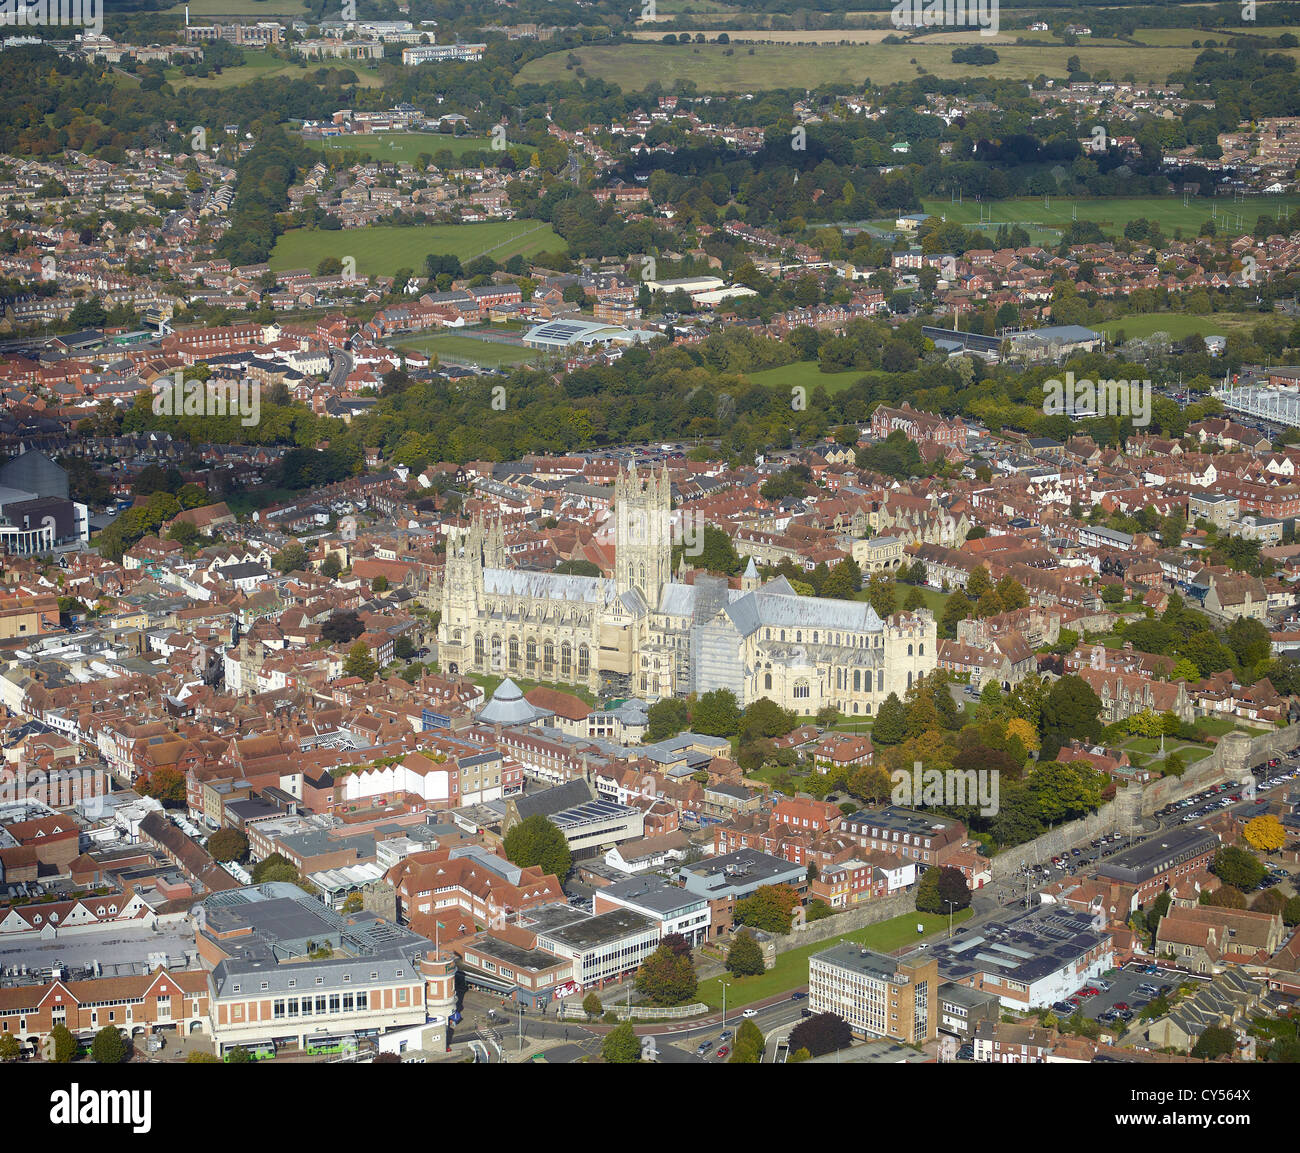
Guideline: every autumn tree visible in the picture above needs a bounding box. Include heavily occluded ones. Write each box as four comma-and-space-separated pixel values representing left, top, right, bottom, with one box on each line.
734, 884, 800, 934
1243, 814, 1286, 853
635, 941, 698, 1006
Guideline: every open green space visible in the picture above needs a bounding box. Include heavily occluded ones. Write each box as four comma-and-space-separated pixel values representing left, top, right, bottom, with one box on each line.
741, 360, 878, 395
396, 331, 541, 369
515, 41, 1294, 92
305, 132, 521, 165
268, 220, 563, 278
165, 49, 385, 89
856, 582, 951, 617
465, 670, 598, 707
1099, 312, 1276, 341
922, 196, 1300, 246
169, 0, 310, 13
699, 908, 974, 1009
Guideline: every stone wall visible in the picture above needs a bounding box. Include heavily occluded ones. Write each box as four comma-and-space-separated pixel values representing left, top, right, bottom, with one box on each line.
771, 891, 916, 955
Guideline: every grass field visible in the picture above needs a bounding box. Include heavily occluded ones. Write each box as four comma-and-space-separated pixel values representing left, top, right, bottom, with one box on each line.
166, 49, 385, 89
395, 331, 541, 368
516, 41, 1296, 91
855, 582, 950, 616
922, 195, 1300, 246
268, 221, 563, 278
697, 908, 975, 1009
305, 132, 522, 165
742, 360, 877, 395
1098, 311, 1276, 341
168, 0, 309, 13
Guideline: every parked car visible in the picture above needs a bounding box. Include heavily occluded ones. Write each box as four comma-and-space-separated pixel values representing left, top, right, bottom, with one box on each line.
1095, 979, 1111, 991
719, 1030, 733, 1042
697, 1040, 713, 1055
1113, 1002, 1130, 1011
1052, 1001, 1076, 1015
1079, 987, 1100, 997
716, 1047, 730, 1060
956, 1044, 975, 1061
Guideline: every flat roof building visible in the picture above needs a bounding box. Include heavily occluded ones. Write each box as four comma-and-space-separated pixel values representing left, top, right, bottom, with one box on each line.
809, 944, 939, 1044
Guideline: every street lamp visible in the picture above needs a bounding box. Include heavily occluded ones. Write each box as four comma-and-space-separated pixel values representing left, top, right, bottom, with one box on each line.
719, 979, 731, 1038
943, 898, 958, 939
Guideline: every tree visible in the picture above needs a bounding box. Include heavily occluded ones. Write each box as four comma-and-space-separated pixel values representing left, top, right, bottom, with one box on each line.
725, 929, 766, 976
873, 692, 907, 745
734, 884, 800, 934
394, 636, 416, 661
1252, 887, 1287, 916
321, 554, 343, 580
1191, 1026, 1237, 1060
1243, 815, 1286, 853
788, 1012, 852, 1058
739, 697, 797, 741
602, 1022, 641, 1063
0, 1032, 20, 1061
187, 1050, 220, 1062
207, 828, 248, 863
272, 542, 308, 573
372, 575, 390, 593
646, 697, 689, 741
343, 641, 378, 682
729, 1019, 765, 1063
138, 765, 186, 806
226, 1046, 253, 1063
940, 590, 972, 637
1227, 617, 1271, 668
502, 814, 571, 878
341, 892, 364, 913
583, 992, 603, 1019
1039, 675, 1103, 759
321, 610, 365, 644
635, 942, 698, 1006
1283, 895, 1300, 927
91, 1026, 127, 1064
48, 1024, 77, 1063
1211, 846, 1266, 891
691, 689, 741, 737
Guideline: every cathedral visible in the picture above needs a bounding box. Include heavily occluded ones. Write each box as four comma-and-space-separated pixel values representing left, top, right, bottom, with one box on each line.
438, 463, 937, 716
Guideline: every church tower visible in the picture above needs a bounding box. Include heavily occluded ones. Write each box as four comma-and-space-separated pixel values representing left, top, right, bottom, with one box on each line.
615, 461, 672, 606
438, 514, 488, 674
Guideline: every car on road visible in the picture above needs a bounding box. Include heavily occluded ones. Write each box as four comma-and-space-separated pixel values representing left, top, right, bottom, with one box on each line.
791, 991, 807, 1001
742, 1008, 758, 1019
800, 1008, 813, 1018
716, 1047, 730, 1060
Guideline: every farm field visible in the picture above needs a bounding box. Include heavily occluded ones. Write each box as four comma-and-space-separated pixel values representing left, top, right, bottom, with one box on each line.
165, 49, 385, 89
268, 220, 563, 278
921, 195, 1300, 244
394, 331, 541, 369
629, 27, 898, 42
515, 41, 1294, 90
304, 132, 520, 165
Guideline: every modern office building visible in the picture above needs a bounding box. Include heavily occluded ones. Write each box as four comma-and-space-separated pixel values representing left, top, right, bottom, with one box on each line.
809, 944, 939, 1044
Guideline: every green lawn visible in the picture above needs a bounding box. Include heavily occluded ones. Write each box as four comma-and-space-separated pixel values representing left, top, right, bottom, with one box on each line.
268, 221, 563, 278
1100, 312, 1279, 342
465, 670, 598, 707
856, 582, 950, 617
165, 49, 385, 89
516, 41, 1290, 92
170, 0, 310, 12
395, 332, 541, 369
700, 908, 974, 1009
304, 132, 526, 165
742, 360, 880, 396
923, 196, 1300, 246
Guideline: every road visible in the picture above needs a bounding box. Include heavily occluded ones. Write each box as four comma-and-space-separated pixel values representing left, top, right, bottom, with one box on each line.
329, 349, 353, 389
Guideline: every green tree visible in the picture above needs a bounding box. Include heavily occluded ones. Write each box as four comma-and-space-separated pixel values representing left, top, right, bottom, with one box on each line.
872, 692, 907, 745
691, 689, 742, 737
272, 542, 308, 573
1211, 846, 1266, 891
1039, 675, 1103, 759
341, 892, 364, 913
1190, 1026, 1237, 1060
729, 1019, 766, 1063
502, 814, 571, 878
602, 1022, 642, 1063
940, 590, 973, 637
343, 641, 378, 682
583, 992, 603, 1019
725, 929, 766, 976
0, 1032, 20, 1061
1227, 617, 1271, 668
91, 1026, 127, 1064
372, 575, 390, 593
646, 697, 689, 741
635, 942, 698, 1006
48, 1024, 77, 1063
187, 1050, 220, 1062
226, 1046, 253, 1063
739, 697, 797, 740
207, 827, 248, 863
734, 884, 800, 934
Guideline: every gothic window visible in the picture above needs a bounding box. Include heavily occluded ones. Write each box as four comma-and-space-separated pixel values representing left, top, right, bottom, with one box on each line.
907, 671, 913, 689
560, 642, 572, 678
764, 673, 772, 691
508, 636, 520, 669
919, 643, 924, 656
491, 635, 502, 669
525, 638, 537, 674
908, 644, 913, 656
474, 635, 485, 666
853, 670, 861, 692
543, 640, 555, 674
793, 680, 810, 700
577, 644, 590, 678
